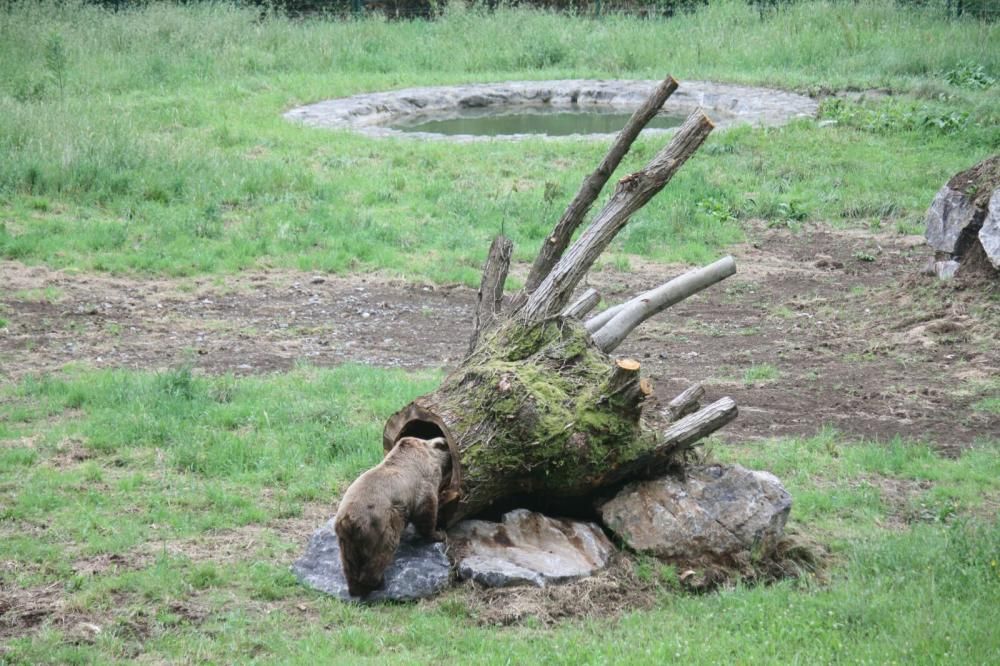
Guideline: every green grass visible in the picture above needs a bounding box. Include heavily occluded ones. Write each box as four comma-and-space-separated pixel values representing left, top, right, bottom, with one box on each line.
2, 2, 999, 661
742, 362, 780, 385
0, 1, 997, 283
974, 396, 1000, 414
1, 367, 999, 663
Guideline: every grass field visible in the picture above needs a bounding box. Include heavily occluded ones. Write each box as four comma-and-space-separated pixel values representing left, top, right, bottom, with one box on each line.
2, 1, 999, 663
2, 366, 998, 663
1, 0, 997, 282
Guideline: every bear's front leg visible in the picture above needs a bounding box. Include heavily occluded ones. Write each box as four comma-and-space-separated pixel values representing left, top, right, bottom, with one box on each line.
412, 493, 445, 542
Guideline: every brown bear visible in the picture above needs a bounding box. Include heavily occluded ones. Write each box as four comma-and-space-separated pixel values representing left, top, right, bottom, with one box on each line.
334, 435, 452, 597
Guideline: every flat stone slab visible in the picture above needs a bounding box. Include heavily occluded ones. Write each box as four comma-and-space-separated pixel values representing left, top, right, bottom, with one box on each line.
448, 509, 614, 588
292, 520, 450, 602
596, 464, 791, 564
285, 79, 819, 141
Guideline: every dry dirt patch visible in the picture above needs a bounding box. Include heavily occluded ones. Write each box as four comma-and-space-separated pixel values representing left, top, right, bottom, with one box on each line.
2, 224, 998, 450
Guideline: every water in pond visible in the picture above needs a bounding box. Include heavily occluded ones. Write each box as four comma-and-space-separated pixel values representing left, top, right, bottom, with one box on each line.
389, 106, 686, 136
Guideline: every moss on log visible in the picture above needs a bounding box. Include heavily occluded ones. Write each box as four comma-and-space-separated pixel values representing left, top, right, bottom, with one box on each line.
385, 317, 668, 525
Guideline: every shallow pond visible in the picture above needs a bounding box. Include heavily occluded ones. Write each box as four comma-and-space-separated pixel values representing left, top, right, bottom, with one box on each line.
388, 106, 686, 136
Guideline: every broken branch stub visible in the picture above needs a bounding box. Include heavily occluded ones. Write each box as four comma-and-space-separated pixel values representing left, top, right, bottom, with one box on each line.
599, 397, 739, 485
468, 235, 513, 353
665, 383, 705, 422
521, 110, 716, 322
561, 288, 601, 319
592, 255, 737, 352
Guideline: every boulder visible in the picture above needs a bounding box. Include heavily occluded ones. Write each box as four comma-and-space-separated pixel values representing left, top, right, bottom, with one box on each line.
922, 155, 1000, 277
925, 184, 980, 255
596, 464, 791, 565
292, 520, 451, 602
980, 189, 1000, 269
448, 509, 614, 588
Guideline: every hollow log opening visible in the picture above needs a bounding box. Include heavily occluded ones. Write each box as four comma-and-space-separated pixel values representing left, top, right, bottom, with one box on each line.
380, 75, 739, 528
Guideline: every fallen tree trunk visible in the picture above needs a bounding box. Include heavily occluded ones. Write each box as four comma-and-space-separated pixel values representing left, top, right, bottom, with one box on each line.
381, 76, 738, 525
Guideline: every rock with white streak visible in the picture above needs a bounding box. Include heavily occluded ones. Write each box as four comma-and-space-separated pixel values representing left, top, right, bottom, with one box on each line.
596, 464, 792, 564
448, 509, 614, 588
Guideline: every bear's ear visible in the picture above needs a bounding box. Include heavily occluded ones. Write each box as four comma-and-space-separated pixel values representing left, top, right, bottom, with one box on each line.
426, 436, 449, 451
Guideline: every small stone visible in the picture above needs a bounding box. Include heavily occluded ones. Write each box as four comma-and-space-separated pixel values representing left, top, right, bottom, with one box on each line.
292, 520, 450, 603
596, 464, 792, 564
448, 509, 614, 588
72, 622, 102, 643
935, 259, 961, 280
310, 276, 326, 284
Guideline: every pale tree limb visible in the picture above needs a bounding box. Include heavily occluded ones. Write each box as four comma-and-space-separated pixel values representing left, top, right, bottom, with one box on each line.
521, 110, 715, 322
592, 255, 736, 353
522, 75, 680, 295
468, 235, 513, 353
584, 301, 625, 333
560, 288, 601, 319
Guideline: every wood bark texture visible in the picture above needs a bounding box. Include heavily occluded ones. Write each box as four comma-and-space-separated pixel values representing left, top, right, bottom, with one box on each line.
468, 235, 513, 353
520, 110, 716, 322
561, 288, 601, 319
665, 383, 705, 422
522, 75, 679, 295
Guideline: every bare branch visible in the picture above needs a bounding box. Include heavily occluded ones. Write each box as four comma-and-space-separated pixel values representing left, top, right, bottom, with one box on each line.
592, 256, 736, 352
521, 110, 715, 322
659, 396, 737, 453
584, 302, 625, 333
665, 383, 704, 422
523, 75, 680, 294
598, 397, 738, 485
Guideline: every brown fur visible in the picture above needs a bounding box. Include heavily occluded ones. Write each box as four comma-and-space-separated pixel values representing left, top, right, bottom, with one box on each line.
334, 436, 452, 597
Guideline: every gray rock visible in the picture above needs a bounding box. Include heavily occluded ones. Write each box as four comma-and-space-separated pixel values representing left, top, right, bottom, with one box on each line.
448, 509, 614, 588
925, 185, 979, 254
935, 259, 961, 280
596, 464, 792, 563
292, 520, 451, 602
284, 80, 819, 142
979, 189, 1000, 269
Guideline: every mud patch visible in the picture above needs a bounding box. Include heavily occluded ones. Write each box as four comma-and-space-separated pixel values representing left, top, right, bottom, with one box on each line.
2, 223, 998, 451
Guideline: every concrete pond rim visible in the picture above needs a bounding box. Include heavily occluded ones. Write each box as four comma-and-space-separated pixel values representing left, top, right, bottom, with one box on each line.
284, 79, 819, 141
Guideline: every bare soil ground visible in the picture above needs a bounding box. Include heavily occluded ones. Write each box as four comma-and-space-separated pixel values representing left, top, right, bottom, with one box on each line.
2, 223, 998, 452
